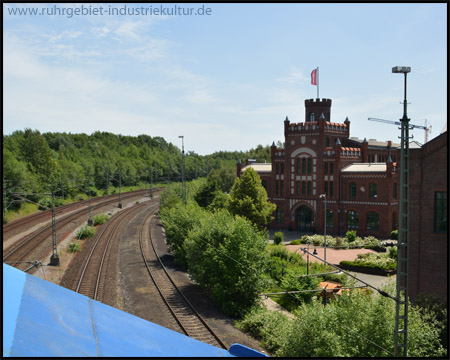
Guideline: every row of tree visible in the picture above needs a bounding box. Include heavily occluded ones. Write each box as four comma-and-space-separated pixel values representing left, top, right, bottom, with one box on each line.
3, 128, 273, 214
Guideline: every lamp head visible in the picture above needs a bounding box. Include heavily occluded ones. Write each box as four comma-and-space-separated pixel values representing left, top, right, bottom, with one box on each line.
392, 66, 411, 74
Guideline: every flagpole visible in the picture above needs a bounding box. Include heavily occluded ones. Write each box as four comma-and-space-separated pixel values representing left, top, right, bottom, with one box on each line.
317, 67, 319, 99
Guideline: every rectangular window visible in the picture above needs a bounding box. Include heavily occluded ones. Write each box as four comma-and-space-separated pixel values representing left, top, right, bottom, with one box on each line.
302, 181, 306, 195
281, 163, 284, 174
275, 181, 279, 196
302, 158, 306, 174
393, 183, 397, 199
297, 158, 301, 174
329, 181, 334, 198
296, 181, 300, 195
434, 192, 447, 233
324, 181, 328, 195
326, 210, 333, 227
307, 158, 312, 174
324, 163, 328, 175
369, 183, 377, 199
280, 180, 284, 196
349, 182, 357, 199
277, 207, 284, 223
307, 181, 312, 196
276, 163, 279, 174
330, 163, 334, 175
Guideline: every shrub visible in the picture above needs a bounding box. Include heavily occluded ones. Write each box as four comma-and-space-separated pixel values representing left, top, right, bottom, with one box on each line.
390, 229, 398, 240
290, 239, 302, 245
388, 246, 397, 260
335, 236, 345, 247
346, 230, 357, 242
93, 213, 110, 226
76, 225, 96, 239
273, 231, 284, 245
68, 242, 81, 253
270, 245, 290, 261
184, 210, 268, 316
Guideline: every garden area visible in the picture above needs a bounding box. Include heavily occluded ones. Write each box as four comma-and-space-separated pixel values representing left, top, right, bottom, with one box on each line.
158, 171, 446, 357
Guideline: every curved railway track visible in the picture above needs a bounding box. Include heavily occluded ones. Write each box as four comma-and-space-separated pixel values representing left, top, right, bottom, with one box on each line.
73, 203, 151, 301
139, 211, 227, 349
3, 190, 159, 271
3, 189, 154, 238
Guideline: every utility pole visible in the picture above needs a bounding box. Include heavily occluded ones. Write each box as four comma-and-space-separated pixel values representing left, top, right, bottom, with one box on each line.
118, 172, 122, 208
392, 66, 411, 358
150, 167, 153, 198
179, 136, 186, 205
87, 177, 93, 225
105, 170, 109, 195
60, 173, 64, 200
49, 191, 59, 266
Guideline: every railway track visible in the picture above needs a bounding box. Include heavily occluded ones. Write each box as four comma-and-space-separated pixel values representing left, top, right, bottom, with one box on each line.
3, 189, 153, 239
73, 203, 151, 301
139, 211, 227, 349
3, 190, 159, 271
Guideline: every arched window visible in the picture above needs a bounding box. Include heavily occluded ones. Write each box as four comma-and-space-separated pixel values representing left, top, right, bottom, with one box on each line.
347, 210, 359, 229
349, 182, 357, 199
366, 211, 379, 230
309, 112, 315, 122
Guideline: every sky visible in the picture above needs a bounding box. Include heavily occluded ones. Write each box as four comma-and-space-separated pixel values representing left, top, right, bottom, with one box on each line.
3, 3, 447, 155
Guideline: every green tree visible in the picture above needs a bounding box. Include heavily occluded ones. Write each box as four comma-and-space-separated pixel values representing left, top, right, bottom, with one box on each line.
227, 168, 276, 229
194, 178, 221, 208
184, 210, 269, 316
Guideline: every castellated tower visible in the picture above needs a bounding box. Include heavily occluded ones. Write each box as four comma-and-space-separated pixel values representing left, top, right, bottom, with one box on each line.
305, 98, 332, 123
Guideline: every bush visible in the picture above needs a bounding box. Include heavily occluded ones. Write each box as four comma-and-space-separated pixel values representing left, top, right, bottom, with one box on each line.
76, 225, 96, 239
290, 239, 302, 245
68, 242, 81, 253
273, 231, 284, 245
388, 246, 397, 260
184, 210, 268, 316
346, 230, 357, 242
390, 229, 398, 240
335, 236, 345, 247
92, 213, 110, 226
269, 245, 290, 261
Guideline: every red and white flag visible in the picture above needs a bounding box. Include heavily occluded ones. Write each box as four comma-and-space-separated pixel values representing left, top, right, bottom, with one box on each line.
311, 68, 317, 85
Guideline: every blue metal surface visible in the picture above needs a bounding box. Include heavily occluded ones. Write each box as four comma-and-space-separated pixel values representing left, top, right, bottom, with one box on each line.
3, 264, 266, 357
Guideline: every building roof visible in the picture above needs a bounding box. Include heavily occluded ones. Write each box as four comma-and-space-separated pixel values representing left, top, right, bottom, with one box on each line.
341, 163, 387, 173
241, 163, 272, 173
3, 264, 267, 357
348, 137, 400, 148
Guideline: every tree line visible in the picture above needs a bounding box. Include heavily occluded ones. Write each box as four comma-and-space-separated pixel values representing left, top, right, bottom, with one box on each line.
2, 128, 272, 217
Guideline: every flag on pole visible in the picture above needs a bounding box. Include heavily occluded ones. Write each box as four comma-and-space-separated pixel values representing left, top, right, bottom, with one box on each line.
311, 68, 317, 85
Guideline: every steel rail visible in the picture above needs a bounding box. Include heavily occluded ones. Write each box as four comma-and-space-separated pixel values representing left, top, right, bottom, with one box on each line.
144, 212, 227, 350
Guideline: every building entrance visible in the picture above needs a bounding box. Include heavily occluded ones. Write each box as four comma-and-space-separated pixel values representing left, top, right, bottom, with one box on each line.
297, 206, 314, 233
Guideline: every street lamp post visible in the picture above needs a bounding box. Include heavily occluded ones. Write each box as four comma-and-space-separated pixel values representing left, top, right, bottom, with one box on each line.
392, 65, 411, 358
320, 193, 327, 261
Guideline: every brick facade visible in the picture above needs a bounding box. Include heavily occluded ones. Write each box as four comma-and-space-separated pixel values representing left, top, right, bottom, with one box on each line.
238, 98, 400, 239
408, 131, 447, 302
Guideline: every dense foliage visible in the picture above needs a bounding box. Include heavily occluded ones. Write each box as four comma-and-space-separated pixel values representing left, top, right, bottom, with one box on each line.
237, 284, 446, 357
227, 168, 276, 229
184, 210, 269, 316
3, 128, 272, 218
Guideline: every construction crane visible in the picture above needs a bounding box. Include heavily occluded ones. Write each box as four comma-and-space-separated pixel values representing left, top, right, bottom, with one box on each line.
368, 117, 432, 144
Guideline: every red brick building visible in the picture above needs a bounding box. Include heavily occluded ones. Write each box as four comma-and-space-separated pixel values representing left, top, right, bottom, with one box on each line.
238, 98, 400, 239
408, 130, 447, 302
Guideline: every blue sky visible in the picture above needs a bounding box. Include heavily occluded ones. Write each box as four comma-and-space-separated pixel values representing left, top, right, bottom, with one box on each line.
3, 3, 447, 155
